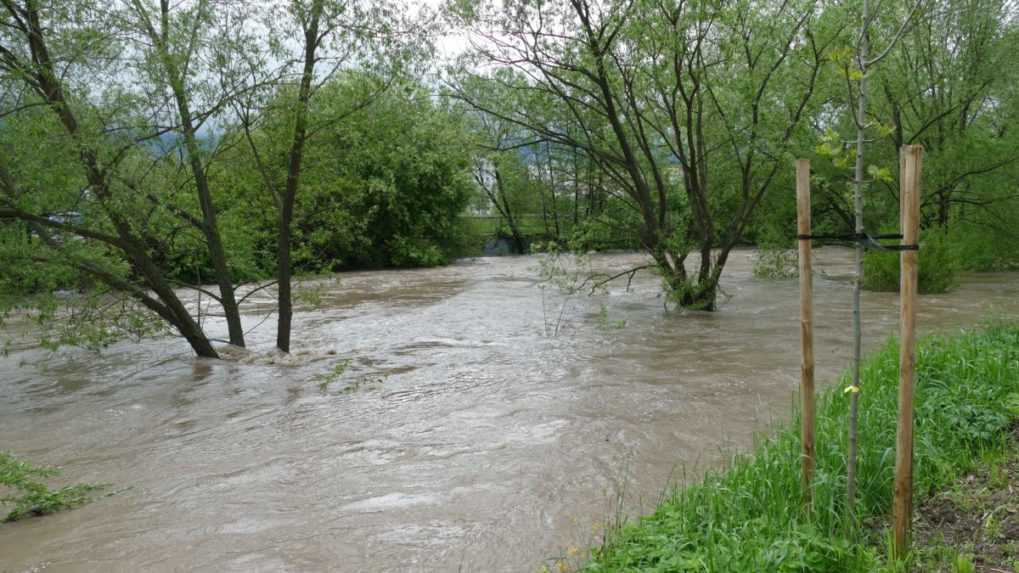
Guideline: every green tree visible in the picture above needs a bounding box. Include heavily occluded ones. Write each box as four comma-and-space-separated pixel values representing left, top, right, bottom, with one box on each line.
228, 0, 416, 353
218, 76, 475, 274
0, 0, 250, 357
451, 0, 832, 309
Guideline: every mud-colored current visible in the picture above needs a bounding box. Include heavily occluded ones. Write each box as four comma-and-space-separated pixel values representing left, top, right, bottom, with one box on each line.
2, 249, 1017, 572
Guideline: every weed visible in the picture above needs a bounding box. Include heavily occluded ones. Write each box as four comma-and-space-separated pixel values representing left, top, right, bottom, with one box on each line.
863, 227, 959, 294
341, 376, 386, 394
0, 452, 100, 522
318, 359, 352, 390
596, 305, 626, 330
953, 553, 976, 573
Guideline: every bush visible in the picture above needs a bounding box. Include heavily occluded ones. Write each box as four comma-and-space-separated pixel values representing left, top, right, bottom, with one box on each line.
0, 452, 100, 522
752, 248, 799, 280
863, 227, 959, 294
950, 219, 1019, 272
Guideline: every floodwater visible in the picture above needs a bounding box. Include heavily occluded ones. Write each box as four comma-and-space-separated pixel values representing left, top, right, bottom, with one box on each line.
2, 249, 1017, 573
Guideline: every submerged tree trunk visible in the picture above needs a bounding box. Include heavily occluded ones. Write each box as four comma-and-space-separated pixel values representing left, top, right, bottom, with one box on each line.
178, 102, 246, 348
474, 157, 528, 254
133, 253, 221, 359
134, 0, 246, 348
277, 0, 325, 353
494, 169, 527, 254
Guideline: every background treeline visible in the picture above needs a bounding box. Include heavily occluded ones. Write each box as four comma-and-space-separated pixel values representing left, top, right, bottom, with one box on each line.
457, 0, 1019, 269
0, 75, 475, 291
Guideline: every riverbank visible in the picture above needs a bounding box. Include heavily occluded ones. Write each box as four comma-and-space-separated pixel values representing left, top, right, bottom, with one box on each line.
581, 325, 1019, 572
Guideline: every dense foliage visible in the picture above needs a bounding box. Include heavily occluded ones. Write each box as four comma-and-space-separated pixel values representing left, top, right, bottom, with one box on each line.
863, 228, 960, 294
212, 78, 476, 278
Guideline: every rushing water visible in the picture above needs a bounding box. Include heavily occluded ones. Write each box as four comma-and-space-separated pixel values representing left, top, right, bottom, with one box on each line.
2, 248, 1018, 573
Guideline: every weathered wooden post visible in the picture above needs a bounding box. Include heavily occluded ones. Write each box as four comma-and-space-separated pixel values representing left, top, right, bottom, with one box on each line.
796, 159, 815, 497
892, 144, 923, 557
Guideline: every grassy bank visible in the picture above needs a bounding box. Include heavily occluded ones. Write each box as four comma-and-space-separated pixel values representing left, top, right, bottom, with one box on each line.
582, 325, 1019, 572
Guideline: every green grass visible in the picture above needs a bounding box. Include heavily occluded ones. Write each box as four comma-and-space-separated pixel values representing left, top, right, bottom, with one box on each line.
1, 451, 100, 522
582, 325, 1019, 572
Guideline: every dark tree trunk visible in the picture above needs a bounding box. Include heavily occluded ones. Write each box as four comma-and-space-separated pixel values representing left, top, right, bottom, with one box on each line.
938, 189, 951, 226
277, 200, 294, 352
495, 171, 527, 254
277, 0, 325, 353
179, 113, 245, 348
476, 162, 527, 254
545, 145, 561, 241
138, 0, 246, 348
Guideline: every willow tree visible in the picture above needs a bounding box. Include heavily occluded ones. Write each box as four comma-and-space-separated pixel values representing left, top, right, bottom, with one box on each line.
450, 0, 833, 309
0, 0, 255, 357
119, 0, 252, 348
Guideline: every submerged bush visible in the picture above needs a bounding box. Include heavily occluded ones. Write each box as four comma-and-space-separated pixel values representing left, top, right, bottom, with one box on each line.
752, 248, 799, 280
863, 227, 959, 294
0, 452, 100, 522
583, 325, 1019, 572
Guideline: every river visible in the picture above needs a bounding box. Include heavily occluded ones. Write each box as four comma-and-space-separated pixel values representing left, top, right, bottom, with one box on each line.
2, 248, 1017, 572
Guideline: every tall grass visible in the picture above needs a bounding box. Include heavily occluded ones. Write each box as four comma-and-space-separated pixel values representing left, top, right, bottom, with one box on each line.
583, 325, 1019, 572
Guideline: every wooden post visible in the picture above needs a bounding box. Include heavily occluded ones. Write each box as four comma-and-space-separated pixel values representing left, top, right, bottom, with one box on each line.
892, 144, 923, 558
796, 159, 815, 497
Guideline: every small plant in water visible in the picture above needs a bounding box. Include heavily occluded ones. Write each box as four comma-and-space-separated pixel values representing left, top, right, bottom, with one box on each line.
0, 452, 100, 521
596, 304, 626, 330
318, 359, 352, 391
953, 553, 976, 573
752, 247, 798, 280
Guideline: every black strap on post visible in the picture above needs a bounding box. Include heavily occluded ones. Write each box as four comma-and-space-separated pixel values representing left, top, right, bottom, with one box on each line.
796, 232, 919, 252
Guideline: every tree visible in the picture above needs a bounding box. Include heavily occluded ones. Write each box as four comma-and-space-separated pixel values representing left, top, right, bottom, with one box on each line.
874, 0, 1019, 229
0, 0, 247, 357
219, 75, 476, 274
120, 0, 249, 348
450, 0, 831, 309
471, 144, 531, 254
229, 0, 412, 353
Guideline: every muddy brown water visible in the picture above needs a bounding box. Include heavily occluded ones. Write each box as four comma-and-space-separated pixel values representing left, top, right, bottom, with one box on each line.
2, 248, 1018, 573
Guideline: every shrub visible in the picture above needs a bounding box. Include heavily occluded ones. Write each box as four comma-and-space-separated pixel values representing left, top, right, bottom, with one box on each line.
950, 220, 1019, 272
863, 227, 959, 294
752, 248, 799, 280
0, 452, 100, 522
